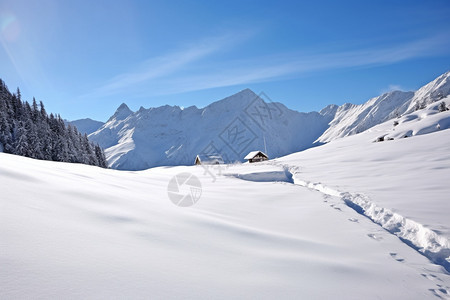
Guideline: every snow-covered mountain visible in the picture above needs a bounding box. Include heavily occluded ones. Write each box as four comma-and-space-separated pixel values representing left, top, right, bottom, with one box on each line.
317, 71, 450, 143
66, 118, 104, 135
91, 71, 450, 170
90, 89, 333, 170
316, 91, 414, 143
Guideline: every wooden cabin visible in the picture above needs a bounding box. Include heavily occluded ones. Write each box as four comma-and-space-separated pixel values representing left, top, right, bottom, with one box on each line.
195, 154, 224, 165
244, 151, 268, 163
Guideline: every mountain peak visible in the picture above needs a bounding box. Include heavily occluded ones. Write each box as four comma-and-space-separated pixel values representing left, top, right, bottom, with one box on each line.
318, 104, 338, 119
240, 88, 255, 94
117, 102, 131, 111
227, 88, 258, 98
205, 88, 259, 112
236, 88, 258, 98
108, 103, 133, 122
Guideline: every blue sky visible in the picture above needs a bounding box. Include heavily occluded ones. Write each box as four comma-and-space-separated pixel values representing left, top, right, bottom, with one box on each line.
1, 0, 449, 121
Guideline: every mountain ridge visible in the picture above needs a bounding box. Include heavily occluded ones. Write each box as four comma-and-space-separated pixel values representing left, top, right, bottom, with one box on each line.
90, 89, 333, 170
89, 71, 450, 170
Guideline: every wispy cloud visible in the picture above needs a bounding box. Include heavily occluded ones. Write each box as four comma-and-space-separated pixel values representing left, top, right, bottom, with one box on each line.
82, 31, 254, 99
82, 32, 450, 100
380, 84, 405, 94
158, 33, 450, 95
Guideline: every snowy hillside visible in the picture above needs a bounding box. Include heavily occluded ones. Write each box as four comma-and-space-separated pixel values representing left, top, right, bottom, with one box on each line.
90, 89, 333, 170
277, 103, 450, 273
66, 118, 104, 135
317, 90, 414, 143
317, 71, 450, 143
377, 96, 450, 140
1, 109, 450, 298
403, 71, 450, 114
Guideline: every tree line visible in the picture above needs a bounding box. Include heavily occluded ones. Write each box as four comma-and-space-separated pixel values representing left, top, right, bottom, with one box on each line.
0, 79, 107, 168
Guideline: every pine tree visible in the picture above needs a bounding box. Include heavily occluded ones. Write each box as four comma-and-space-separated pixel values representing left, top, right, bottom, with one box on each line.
0, 79, 107, 167
438, 101, 448, 112
32, 97, 39, 122
40, 101, 47, 119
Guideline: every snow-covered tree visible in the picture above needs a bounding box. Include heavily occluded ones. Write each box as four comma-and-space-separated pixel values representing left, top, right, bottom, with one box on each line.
438, 101, 448, 112
0, 78, 107, 168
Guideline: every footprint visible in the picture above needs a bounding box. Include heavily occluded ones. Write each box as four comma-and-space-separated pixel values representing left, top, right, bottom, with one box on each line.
367, 233, 383, 241
421, 273, 440, 281
422, 273, 434, 280
390, 252, 405, 262
348, 218, 358, 223
429, 287, 449, 299
330, 204, 342, 211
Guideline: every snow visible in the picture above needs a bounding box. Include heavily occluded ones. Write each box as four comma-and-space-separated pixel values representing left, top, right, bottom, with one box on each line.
195, 154, 224, 165
1, 152, 449, 299
317, 71, 450, 143
244, 150, 267, 160
276, 106, 450, 272
382, 96, 450, 139
317, 90, 414, 143
403, 71, 450, 114
1, 105, 450, 297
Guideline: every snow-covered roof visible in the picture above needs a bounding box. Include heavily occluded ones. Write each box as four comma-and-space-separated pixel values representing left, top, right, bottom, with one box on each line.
196, 154, 224, 164
244, 151, 268, 160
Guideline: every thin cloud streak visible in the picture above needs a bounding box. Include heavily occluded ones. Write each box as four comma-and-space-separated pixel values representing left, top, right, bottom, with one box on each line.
82, 31, 254, 99
160, 34, 450, 95
82, 32, 450, 100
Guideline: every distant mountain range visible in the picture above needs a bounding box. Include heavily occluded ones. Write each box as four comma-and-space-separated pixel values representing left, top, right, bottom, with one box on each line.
78, 71, 450, 170
65, 118, 104, 135
88, 90, 334, 170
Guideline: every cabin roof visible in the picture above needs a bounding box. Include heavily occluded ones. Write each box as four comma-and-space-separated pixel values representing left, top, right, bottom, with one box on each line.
244, 151, 268, 160
195, 154, 224, 163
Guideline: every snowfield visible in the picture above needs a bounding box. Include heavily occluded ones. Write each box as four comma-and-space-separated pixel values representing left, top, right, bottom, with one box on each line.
1, 120, 450, 299
2, 93, 450, 299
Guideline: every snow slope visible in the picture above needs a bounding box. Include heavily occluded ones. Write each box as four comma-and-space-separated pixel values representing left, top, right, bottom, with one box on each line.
317, 71, 450, 143
1, 147, 450, 299
382, 96, 450, 140
276, 98, 450, 273
403, 71, 450, 114
90, 89, 332, 170
317, 90, 414, 143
